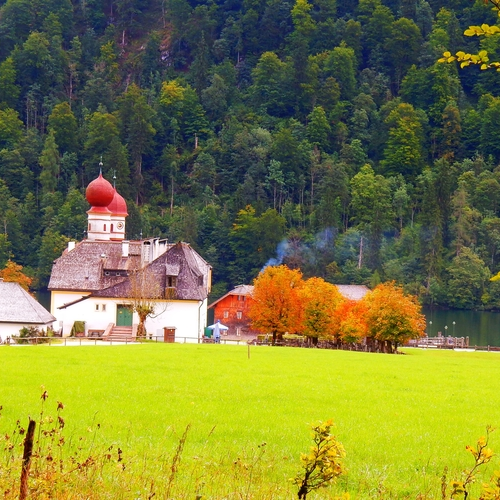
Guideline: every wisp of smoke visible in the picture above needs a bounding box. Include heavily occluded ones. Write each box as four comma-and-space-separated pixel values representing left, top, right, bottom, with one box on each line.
260, 239, 290, 273
259, 228, 338, 274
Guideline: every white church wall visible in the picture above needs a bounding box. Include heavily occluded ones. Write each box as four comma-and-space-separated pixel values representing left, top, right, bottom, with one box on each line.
144, 298, 208, 342
51, 292, 208, 341
51, 292, 115, 336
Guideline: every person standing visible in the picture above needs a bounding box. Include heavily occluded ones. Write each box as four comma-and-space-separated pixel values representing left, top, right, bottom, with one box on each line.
214, 320, 221, 344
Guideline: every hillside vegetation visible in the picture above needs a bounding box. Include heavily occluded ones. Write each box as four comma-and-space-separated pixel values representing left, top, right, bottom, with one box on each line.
0, 0, 499, 308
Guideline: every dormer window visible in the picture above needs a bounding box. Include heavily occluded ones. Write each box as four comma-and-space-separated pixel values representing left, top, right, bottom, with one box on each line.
165, 275, 177, 299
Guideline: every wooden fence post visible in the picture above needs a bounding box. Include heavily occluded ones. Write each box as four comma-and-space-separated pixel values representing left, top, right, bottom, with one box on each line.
19, 418, 36, 500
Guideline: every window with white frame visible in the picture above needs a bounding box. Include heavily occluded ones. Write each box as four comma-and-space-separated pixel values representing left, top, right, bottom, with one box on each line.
236, 311, 242, 319
223, 310, 228, 318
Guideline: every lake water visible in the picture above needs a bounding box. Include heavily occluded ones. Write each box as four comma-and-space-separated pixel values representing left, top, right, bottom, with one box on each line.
423, 308, 500, 347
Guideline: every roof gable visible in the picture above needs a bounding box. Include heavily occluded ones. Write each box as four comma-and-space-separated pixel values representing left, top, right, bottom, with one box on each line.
208, 285, 255, 308
0, 282, 56, 324
48, 240, 142, 291
89, 242, 211, 301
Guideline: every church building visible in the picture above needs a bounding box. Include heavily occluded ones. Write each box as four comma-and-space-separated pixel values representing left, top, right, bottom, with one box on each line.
48, 173, 212, 342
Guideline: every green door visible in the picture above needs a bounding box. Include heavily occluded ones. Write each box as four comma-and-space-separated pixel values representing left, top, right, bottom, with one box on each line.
116, 305, 133, 326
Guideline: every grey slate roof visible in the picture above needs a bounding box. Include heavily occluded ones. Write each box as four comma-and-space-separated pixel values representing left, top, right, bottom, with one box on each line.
0, 281, 56, 324
335, 285, 370, 301
208, 284, 254, 308
50, 240, 211, 302
48, 240, 143, 291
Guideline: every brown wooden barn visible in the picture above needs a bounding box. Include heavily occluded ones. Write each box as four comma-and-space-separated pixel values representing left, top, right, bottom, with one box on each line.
208, 285, 258, 341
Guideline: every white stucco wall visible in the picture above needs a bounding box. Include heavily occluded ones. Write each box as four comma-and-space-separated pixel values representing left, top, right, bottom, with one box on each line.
145, 298, 208, 342
0, 322, 56, 342
51, 291, 208, 342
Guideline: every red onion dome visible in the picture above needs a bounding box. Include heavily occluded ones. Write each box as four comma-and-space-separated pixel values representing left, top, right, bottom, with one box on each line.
86, 173, 115, 207
107, 189, 128, 216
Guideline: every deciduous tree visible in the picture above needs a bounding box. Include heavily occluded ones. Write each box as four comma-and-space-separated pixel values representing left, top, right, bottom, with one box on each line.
39, 130, 60, 195
446, 247, 490, 309
362, 281, 425, 353
301, 277, 345, 344
350, 164, 393, 270
47, 102, 78, 155
0, 57, 20, 108
127, 266, 168, 338
335, 299, 369, 345
117, 83, 156, 203
0, 260, 32, 291
248, 265, 305, 344
229, 205, 286, 283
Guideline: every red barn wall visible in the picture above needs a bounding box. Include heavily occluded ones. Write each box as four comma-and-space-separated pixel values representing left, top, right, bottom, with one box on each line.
212, 294, 258, 337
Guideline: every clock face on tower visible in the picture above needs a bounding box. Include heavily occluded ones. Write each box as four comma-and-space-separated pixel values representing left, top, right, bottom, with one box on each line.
117, 222, 124, 230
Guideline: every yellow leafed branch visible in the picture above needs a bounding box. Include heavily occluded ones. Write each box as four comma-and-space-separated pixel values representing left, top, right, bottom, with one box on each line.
438, 0, 500, 71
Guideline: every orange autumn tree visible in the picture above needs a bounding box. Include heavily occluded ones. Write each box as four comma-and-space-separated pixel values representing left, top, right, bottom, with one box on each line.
335, 299, 369, 345
248, 265, 305, 344
362, 281, 425, 353
301, 277, 345, 345
0, 260, 33, 291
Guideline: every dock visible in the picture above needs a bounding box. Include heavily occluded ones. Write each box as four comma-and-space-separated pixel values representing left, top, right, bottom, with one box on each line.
407, 335, 469, 348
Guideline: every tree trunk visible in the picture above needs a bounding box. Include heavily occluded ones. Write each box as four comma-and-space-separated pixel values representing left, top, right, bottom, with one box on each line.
137, 313, 147, 337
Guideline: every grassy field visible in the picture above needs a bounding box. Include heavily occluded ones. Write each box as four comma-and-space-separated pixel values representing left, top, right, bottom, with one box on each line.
1, 343, 500, 499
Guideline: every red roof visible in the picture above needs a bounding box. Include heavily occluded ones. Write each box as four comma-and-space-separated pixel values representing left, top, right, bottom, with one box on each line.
107, 189, 128, 216
86, 173, 115, 208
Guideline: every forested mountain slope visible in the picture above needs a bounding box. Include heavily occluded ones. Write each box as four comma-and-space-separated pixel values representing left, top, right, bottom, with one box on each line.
0, 0, 499, 309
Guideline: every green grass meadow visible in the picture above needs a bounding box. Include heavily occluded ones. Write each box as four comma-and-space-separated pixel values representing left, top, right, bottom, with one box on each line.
1, 343, 500, 498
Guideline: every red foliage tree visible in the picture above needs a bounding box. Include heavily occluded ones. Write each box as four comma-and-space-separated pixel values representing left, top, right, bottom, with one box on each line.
301, 277, 345, 344
335, 299, 369, 345
0, 260, 32, 291
248, 265, 305, 344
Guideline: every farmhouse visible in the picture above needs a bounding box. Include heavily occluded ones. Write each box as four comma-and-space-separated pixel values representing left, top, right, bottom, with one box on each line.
48, 173, 212, 341
208, 285, 258, 341
0, 280, 56, 342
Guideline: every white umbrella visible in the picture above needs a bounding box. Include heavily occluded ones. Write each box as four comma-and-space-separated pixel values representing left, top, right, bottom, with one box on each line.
207, 322, 229, 330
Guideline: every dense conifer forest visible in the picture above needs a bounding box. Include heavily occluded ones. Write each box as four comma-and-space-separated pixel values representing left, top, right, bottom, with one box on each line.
0, 0, 499, 309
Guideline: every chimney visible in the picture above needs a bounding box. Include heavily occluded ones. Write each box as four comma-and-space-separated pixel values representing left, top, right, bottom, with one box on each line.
143, 242, 150, 263
122, 240, 130, 258
67, 241, 76, 252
